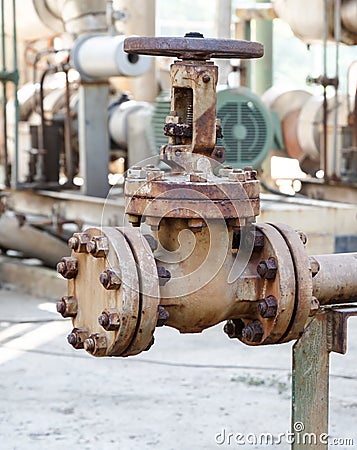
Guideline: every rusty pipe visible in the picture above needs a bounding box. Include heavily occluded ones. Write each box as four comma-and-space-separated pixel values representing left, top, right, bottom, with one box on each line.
310, 253, 357, 305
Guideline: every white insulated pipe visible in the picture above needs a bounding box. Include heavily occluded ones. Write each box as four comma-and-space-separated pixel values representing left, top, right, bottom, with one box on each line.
273, 0, 357, 44
72, 35, 152, 80
114, 0, 157, 102
4, 0, 107, 41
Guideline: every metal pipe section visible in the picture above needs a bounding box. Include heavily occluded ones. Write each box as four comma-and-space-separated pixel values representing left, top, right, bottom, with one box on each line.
59, 0, 107, 35
114, 0, 157, 102
72, 35, 152, 80
255, 0, 273, 96
273, 0, 357, 45
310, 253, 357, 304
341, 0, 357, 35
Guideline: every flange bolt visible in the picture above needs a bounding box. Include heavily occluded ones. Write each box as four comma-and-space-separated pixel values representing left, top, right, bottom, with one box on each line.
242, 321, 264, 343
258, 295, 278, 319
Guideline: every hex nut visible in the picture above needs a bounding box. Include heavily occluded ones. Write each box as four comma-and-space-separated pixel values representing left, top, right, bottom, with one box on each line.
258, 295, 278, 319
67, 327, 89, 349
228, 169, 245, 182
188, 218, 205, 233
157, 266, 171, 286
84, 333, 108, 356
219, 166, 233, 178
257, 257, 278, 280
57, 257, 78, 279
241, 321, 264, 343
127, 214, 141, 227
296, 230, 308, 246
190, 171, 207, 183
98, 309, 121, 331
68, 232, 90, 253
223, 319, 244, 339
143, 234, 158, 252
156, 306, 170, 327
99, 268, 122, 290
127, 167, 146, 179
86, 235, 109, 258
245, 169, 257, 181
146, 169, 165, 181
56, 296, 78, 318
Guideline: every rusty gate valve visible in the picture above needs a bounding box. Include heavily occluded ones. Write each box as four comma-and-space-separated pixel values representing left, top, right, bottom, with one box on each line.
124, 34, 263, 161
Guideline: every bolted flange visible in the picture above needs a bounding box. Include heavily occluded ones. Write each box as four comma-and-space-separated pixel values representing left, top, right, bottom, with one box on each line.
57, 257, 78, 279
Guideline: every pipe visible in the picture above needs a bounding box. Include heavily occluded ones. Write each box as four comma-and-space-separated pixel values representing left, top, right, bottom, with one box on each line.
322, 0, 329, 179
64, 64, 74, 186
341, 0, 357, 35
72, 34, 152, 80
310, 253, 357, 304
114, 0, 157, 102
332, 0, 341, 177
60, 0, 107, 35
11, 0, 19, 190
1, 0, 9, 187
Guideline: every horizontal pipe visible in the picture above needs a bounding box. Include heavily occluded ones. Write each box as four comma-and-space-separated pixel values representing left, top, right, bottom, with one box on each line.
72, 34, 152, 80
310, 253, 357, 304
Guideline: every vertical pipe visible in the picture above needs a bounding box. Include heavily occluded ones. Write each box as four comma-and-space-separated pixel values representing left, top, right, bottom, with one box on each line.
254, 0, 273, 95
11, 0, 19, 189
78, 83, 109, 197
243, 20, 252, 88
322, 0, 329, 180
332, 0, 341, 178
215, 0, 232, 85
1, 0, 9, 187
64, 66, 74, 186
115, 0, 157, 102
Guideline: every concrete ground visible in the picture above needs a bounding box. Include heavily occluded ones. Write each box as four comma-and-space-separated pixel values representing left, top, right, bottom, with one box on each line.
0, 286, 356, 450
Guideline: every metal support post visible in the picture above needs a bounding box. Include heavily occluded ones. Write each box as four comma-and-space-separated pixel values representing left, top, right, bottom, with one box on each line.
78, 83, 110, 198
292, 306, 357, 449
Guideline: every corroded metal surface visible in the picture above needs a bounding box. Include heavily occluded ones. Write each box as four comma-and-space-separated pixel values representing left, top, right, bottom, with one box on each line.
270, 223, 313, 343
67, 227, 140, 357
57, 33, 357, 365
118, 227, 160, 357
292, 306, 357, 450
124, 36, 264, 60
311, 253, 357, 305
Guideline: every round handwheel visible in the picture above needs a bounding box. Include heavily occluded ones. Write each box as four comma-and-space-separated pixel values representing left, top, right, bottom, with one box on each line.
124, 35, 264, 60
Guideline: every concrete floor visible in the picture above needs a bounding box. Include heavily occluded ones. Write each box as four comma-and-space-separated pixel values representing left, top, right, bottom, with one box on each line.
0, 287, 357, 450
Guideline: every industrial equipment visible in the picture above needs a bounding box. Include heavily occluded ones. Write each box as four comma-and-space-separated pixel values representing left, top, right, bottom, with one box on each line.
58, 31, 357, 356
55, 35, 357, 446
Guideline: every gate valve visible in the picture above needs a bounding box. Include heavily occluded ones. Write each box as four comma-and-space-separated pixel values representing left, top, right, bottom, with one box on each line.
56, 34, 357, 358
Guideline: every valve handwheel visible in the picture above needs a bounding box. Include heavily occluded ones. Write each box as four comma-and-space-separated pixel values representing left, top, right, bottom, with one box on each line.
124, 33, 264, 60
